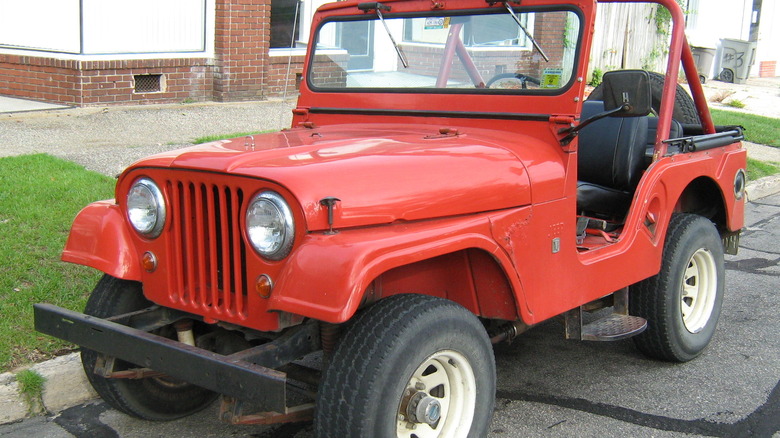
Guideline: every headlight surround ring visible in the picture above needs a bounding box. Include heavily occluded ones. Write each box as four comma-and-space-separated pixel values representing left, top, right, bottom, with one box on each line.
245, 191, 295, 260
127, 177, 166, 238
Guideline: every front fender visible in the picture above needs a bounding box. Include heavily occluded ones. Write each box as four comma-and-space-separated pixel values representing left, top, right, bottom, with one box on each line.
268, 213, 527, 323
62, 200, 141, 281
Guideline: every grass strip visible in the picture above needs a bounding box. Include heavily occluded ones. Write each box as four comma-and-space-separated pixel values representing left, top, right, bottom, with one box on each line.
192, 131, 267, 145
710, 109, 780, 147
16, 369, 46, 414
747, 158, 780, 181
0, 154, 114, 371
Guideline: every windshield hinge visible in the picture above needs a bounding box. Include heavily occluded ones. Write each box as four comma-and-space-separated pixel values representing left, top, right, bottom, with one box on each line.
549, 115, 577, 151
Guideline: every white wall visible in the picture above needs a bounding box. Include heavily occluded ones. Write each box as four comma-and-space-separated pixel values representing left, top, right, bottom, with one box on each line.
0, 0, 81, 53
685, 0, 752, 48
0, 0, 213, 58
686, 0, 780, 77
754, 0, 780, 75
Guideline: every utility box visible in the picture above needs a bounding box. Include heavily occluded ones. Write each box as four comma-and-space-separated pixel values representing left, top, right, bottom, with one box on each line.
691, 46, 716, 83
718, 38, 756, 84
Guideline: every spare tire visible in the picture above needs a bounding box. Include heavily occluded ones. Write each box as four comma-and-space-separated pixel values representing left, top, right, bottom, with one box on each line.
588, 71, 700, 125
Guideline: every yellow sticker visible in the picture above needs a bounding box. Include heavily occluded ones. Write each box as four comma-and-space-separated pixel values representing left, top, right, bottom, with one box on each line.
542, 68, 563, 89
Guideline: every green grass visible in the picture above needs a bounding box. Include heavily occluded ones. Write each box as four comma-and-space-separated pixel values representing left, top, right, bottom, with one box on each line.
724, 99, 746, 109
16, 369, 46, 413
0, 154, 114, 372
710, 109, 780, 147
747, 158, 780, 181
192, 130, 268, 145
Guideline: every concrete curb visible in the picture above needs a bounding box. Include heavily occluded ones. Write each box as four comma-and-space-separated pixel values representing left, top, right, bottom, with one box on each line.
746, 174, 780, 202
0, 353, 97, 424
3, 173, 779, 425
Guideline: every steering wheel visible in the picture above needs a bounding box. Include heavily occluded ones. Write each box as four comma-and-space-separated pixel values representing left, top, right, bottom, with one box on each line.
485, 73, 541, 89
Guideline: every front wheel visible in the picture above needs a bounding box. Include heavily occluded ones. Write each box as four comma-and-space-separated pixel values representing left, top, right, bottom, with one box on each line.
315, 294, 496, 437
81, 274, 217, 420
630, 214, 725, 362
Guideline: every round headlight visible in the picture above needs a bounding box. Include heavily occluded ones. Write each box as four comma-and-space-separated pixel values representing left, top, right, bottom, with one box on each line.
127, 178, 166, 238
246, 191, 295, 260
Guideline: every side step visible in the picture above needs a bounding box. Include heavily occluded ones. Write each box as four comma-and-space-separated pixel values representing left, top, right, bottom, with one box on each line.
565, 288, 648, 341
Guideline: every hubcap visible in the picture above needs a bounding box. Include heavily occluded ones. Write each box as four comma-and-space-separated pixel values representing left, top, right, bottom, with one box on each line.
407, 392, 442, 426
680, 248, 718, 333
397, 350, 476, 438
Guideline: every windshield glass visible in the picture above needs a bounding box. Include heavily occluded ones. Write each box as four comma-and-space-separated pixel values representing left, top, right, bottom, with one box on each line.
309, 7, 581, 92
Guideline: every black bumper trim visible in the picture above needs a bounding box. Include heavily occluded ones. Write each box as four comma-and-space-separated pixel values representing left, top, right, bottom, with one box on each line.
33, 303, 287, 412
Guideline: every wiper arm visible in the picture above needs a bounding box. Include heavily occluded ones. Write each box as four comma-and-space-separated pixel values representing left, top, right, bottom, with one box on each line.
503, 2, 549, 62
358, 2, 409, 68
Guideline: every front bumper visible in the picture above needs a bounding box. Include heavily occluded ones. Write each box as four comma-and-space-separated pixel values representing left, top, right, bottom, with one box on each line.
34, 303, 302, 412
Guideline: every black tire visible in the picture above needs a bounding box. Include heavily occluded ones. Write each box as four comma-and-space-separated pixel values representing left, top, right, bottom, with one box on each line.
81, 274, 217, 420
315, 294, 496, 437
588, 70, 700, 124
629, 214, 725, 362
719, 68, 735, 83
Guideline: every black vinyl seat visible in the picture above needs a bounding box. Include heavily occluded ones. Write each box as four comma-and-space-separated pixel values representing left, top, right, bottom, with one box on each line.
576, 101, 683, 219
576, 101, 650, 219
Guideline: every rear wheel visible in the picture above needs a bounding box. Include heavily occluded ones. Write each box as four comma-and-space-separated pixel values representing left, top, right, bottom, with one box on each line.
315, 294, 496, 437
81, 274, 217, 420
630, 214, 725, 362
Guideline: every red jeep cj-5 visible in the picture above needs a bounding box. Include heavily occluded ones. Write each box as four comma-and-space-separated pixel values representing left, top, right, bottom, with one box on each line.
35, 0, 746, 435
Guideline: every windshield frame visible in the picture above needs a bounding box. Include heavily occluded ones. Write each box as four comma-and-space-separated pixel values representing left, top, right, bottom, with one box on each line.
306, 4, 585, 96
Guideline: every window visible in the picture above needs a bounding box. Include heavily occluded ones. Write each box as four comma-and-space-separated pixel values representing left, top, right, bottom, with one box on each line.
270, 0, 300, 49
310, 9, 581, 92
403, 14, 532, 48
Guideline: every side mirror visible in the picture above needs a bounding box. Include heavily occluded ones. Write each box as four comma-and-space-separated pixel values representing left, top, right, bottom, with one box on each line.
601, 70, 652, 117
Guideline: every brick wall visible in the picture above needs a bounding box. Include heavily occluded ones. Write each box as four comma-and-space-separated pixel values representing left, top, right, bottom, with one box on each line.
0, 55, 81, 105
759, 61, 776, 78
265, 54, 306, 97
1, 0, 274, 106
0, 55, 214, 106
214, 0, 269, 101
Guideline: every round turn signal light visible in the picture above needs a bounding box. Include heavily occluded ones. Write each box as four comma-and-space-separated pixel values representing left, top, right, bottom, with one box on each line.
255, 274, 273, 299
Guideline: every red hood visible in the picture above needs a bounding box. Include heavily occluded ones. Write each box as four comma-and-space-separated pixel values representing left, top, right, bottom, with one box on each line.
127, 124, 549, 231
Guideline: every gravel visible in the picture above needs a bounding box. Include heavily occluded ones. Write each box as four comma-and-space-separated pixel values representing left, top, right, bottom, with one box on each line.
0, 100, 295, 176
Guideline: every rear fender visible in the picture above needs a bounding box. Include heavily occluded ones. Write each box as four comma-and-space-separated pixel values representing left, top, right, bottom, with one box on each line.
62, 200, 141, 281
268, 214, 529, 323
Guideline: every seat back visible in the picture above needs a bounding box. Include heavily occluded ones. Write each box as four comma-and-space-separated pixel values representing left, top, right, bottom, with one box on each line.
577, 100, 650, 192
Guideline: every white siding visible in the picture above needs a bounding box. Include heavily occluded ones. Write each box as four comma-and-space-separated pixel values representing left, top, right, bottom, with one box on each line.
753, 0, 780, 76
0, 0, 209, 55
82, 0, 206, 54
0, 0, 81, 53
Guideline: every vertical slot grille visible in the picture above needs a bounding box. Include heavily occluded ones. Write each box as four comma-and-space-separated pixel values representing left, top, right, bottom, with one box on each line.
169, 179, 247, 318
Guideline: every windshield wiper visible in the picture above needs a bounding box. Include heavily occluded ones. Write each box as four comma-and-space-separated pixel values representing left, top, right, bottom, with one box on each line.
358, 2, 409, 68
502, 1, 549, 62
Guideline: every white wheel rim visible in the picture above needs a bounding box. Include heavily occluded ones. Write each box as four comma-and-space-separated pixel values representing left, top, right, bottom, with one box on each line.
396, 350, 476, 438
680, 248, 718, 333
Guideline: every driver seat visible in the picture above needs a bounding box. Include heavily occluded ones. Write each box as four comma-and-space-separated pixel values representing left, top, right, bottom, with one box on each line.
576, 100, 649, 220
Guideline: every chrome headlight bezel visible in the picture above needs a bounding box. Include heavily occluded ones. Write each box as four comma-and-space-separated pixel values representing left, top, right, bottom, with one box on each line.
126, 177, 166, 239
245, 191, 295, 260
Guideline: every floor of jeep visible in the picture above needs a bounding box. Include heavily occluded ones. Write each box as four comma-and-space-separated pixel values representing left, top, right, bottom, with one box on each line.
576, 228, 622, 251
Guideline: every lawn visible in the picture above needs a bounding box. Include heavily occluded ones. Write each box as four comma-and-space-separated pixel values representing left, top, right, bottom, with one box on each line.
0, 154, 114, 371
192, 130, 267, 145
710, 109, 780, 147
